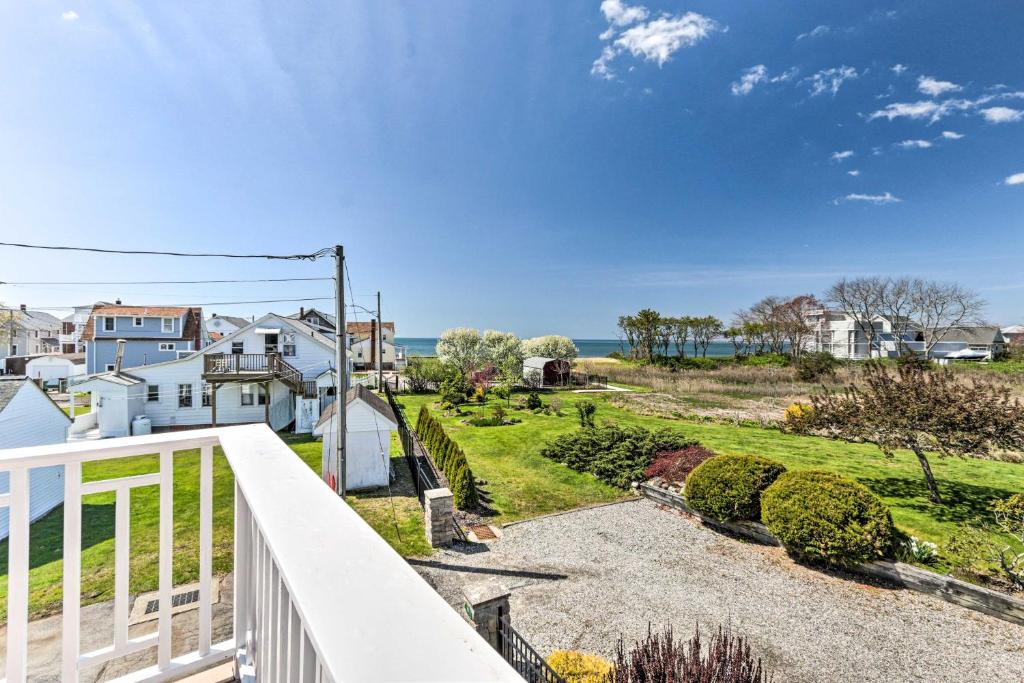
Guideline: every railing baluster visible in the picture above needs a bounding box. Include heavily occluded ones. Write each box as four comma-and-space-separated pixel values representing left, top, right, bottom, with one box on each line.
114, 485, 130, 652
268, 562, 280, 682
62, 460, 82, 682
199, 444, 214, 655
234, 485, 253, 667
254, 530, 266, 674
157, 447, 174, 670
6, 467, 30, 683
300, 630, 316, 682
287, 599, 301, 683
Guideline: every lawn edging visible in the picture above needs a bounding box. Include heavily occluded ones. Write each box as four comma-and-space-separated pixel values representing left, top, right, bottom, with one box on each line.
639, 482, 1024, 628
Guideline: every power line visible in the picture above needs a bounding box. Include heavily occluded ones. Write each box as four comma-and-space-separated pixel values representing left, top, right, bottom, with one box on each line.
0, 241, 332, 261
0, 277, 332, 285
1, 297, 333, 311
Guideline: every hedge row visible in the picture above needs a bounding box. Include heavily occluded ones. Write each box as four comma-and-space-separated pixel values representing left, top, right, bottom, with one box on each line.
416, 405, 479, 510
684, 454, 894, 566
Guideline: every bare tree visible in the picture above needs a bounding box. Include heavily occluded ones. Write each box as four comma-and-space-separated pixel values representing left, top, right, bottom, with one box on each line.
776, 295, 819, 358
747, 297, 787, 354
826, 277, 886, 358
877, 277, 917, 356
910, 280, 986, 357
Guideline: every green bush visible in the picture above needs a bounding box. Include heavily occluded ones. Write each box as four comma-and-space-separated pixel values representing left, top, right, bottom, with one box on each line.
684, 455, 786, 522
540, 425, 695, 488
525, 392, 543, 410
795, 351, 839, 381
416, 407, 479, 510
762, 470, 894, 566
740, 353, 791, 368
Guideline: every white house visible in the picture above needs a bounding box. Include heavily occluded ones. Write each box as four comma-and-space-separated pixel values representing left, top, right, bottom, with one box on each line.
313, 384, 398, 491
0, 377, 72, 539
802, 309, 920, 359
68, 313, 347, 438
205, 313, 251, 340
25, 352, 86, 387
345, 321, 406, 371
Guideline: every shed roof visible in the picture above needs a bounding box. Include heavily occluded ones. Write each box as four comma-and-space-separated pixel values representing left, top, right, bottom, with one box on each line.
0, 377, 73, 423
523, 356, 556, 368
72, 371, 146, 388
315, 385, 397, 429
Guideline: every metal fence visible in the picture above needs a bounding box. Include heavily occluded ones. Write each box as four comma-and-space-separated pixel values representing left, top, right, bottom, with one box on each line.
498, 616, 565, 683
383, 383, 442, 503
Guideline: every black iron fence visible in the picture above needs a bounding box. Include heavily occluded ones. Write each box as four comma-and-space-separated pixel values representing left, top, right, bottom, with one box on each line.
498, 616, 565, 683
384, 383, 442, 503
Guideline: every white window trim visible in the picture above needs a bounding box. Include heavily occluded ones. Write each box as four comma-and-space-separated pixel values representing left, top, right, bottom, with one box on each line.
178, 383, 193, 409
105, 364, 115, 372
159, 342, 177, 351
148, 385, 160, 402
133, 317, 144, 327
102, 316, 115, 332
162, 317, 174, 333
232, 341, 244, 354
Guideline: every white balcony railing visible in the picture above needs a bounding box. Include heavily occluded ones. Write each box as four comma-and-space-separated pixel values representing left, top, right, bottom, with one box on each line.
0, 424, 520, 682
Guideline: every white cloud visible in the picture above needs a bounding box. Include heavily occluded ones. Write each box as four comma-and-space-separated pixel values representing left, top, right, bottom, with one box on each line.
830, 150, 855, 162
941, 130, 964, 139
771, 67, 798, 83
836, 192, 902, 205
891, 64, 907, 75
917, 76, 961, 97
803, 66, 859, 97
593, 5, 720, 80
1005, 172, 1024, 186
796, 25, 830, 41
895, 139, 933, 149
600, 0, 648, 27
867, 100, 941, 121
61, 10, 79, 21
730, 65, 767, 96
980, 106, 1023, 123
847, 170, 860, 176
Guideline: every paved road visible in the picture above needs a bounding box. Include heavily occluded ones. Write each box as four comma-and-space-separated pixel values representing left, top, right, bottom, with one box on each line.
413, 498, 1024, 683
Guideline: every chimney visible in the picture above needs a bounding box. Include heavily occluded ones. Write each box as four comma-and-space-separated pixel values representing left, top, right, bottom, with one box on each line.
115, 298, 122, 305
113, 339, 126, 375
19, 304, 26, 312
299, 307, 305, 319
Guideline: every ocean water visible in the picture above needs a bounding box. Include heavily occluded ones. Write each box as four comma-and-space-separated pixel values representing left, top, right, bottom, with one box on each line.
395, 338, 737, 359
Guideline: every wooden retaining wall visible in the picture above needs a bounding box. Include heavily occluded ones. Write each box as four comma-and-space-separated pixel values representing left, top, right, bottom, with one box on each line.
639, 482, 1024, 628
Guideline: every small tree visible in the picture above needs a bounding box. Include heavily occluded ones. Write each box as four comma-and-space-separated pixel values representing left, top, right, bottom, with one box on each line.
803, 363, 1024, 504
492, 382, 512, 406
991, 494, 1024, 591
575, 400, 597, 428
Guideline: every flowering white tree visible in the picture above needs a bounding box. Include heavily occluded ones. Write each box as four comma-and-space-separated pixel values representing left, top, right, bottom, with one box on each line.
436, 327, 483, 375
481, 330, 523, 370
521, 335, 578, 360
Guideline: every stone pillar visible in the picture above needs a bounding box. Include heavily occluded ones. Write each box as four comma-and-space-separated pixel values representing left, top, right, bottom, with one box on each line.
424, 487, 455, 547
462, 580, 511, 651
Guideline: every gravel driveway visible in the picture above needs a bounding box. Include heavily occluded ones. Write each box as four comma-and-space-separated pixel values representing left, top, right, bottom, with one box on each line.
412, 498, 1024, 683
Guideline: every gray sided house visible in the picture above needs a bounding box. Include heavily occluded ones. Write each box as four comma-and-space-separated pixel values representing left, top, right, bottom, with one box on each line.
82, 304, 206, 373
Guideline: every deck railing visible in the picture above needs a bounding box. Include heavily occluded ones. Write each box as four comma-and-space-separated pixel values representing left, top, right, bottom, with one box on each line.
0, 425, 520, 682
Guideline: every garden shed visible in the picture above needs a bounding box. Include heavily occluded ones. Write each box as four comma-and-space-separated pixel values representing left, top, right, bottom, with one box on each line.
523, 357, 571, 387
312, 384, 398, 490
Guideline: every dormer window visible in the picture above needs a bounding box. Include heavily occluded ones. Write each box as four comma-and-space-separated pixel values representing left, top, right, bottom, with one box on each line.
133, 317, 144, 327
162, 317, 174, 333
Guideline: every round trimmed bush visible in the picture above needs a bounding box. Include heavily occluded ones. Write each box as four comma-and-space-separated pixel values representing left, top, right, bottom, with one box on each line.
684, 455, 787, 522
762, 470, 894, 566
546, 650, 612, 683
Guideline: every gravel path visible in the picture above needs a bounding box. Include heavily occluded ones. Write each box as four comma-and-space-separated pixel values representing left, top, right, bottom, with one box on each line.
412, 498, 1024, 683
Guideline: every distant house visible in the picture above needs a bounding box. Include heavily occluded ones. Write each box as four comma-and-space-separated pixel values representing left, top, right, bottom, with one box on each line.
0, 377, 72, 539
928, 326, 1006, 361
205, 314, 251, 340
60, 302, 107, 354
1, 305, 62, 365
346, 321, 405, 371
25, 353, 86, 387
287, 307, 337, 337
1002, 325, 1024, 346
523, 357, 571, 386
312, 385, 398, 490
82, 304, 207, 373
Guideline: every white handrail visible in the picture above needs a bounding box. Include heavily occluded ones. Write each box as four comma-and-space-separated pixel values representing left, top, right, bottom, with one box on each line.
1, 424, 520, 683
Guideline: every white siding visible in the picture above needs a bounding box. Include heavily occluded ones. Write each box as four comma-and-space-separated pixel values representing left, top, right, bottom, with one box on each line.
0, 381, 71, 539
318, 399, 397, 490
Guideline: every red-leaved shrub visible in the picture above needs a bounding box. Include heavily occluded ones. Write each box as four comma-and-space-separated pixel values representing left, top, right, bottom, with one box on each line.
644, 445, 716, 483
611, 624, 770, 683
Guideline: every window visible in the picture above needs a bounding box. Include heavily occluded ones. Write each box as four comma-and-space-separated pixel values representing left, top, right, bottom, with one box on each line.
133, 317, 144, 327
264, 333, 279, 355
201, 382, 212, 407
148, 385, 160, 402
103, 317, 115, 331
231, 341, 244, 354
105, 364, 115, 372
158, 342, 177, 351
306, 316, 316, 325
178, 383, 193, 408
11, 343, 18, 355
241, 383, 267, 406
162, 317, 174, 333
282, 332, 296, 357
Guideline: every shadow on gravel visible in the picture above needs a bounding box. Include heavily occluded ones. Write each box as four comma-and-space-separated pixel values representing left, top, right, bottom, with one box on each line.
406, 558, 569, 582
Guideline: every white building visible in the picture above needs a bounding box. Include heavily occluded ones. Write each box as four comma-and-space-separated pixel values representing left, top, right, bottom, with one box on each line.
24, 353, 86, 387
0, 377, 72, 539
205, 313, 251, 341
346, 321, 406, 370
313, 384, 398, 490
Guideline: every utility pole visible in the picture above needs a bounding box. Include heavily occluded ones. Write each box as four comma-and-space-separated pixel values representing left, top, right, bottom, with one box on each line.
333, 245, 348, 497
376, 291, 383, 390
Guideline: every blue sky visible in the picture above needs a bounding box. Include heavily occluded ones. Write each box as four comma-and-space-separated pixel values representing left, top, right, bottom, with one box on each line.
1, 1, 1022, 337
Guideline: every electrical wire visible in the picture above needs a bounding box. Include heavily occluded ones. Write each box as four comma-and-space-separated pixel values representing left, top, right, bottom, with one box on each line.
0, 242, 332, 261
0, 277, 332, 285
0, 297, 333, 311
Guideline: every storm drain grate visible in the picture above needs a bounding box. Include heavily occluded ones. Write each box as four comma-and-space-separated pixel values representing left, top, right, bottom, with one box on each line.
144, 589, 200, 615
469, 524, 497, 541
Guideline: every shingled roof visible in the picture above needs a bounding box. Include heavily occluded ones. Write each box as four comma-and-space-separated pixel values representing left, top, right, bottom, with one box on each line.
81, 304, 204, 345
315, 384, 397, 429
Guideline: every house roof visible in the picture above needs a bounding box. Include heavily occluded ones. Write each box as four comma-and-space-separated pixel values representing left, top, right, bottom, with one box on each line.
0, 377, 73, 422
346, 321, 395, 335
71, 370, 146, 387
315, 384, 397, 429
1002, 325, 1024, 335
26, 353, 85, 365
932, 326, 1005, 345
207, 314, 251, 329
13, 310, 62, 332
81, 305, 204, 342
524, 356, 556, 367
287, 308, 337, 326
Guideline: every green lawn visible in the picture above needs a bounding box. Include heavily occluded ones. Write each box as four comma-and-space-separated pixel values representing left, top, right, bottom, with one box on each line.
399, 389, 1024, 558
1, 430, 428, 621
